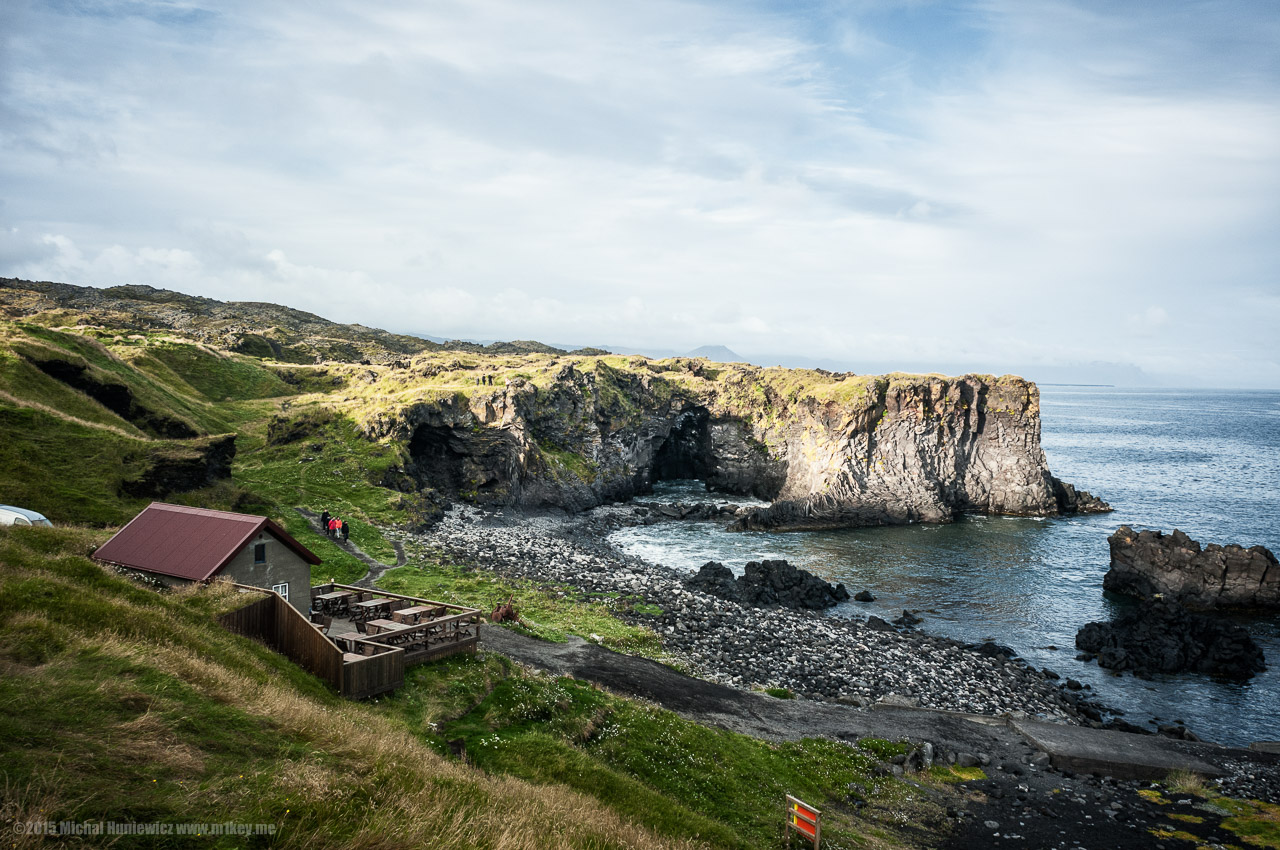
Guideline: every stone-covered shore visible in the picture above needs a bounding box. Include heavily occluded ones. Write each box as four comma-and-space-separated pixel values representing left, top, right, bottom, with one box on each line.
408, 505, 1114, 726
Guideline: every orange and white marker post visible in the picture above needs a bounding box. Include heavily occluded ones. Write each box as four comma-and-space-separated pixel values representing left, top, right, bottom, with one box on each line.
786, 795, 821, 849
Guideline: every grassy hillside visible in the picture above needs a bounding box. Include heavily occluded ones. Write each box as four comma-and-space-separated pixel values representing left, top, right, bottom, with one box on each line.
0, 526, 958, 849
0, 319, 407, 581
0, 293, 978, 585
0, 526, 720, 849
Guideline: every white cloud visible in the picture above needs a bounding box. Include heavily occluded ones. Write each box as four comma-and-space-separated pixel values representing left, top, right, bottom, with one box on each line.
0, 0, 1277, 385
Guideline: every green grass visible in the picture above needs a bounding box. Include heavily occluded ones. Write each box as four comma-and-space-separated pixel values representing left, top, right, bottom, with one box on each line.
1220, 797, 1280, 848
540, 443, 599, 483
384, 656, 932, 850
379, 551, 672, 658
14, 326, 231, 435
1149, 778, 1280, 850
142, 340, 294, 402
0, 348, 148, 436
231, 405, 406, 582
927, 765, 986, 783
0, 405, 158, 525
0, 526, 718, 850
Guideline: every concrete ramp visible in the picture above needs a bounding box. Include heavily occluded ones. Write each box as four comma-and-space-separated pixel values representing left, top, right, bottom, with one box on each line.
1011, 718, 1224, 780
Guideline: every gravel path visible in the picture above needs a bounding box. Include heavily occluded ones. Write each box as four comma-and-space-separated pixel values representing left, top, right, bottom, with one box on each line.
297, 507, 406, 587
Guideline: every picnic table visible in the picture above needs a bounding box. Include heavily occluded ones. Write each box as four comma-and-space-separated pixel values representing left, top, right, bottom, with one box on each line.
365, 618, 402, 635
314, 591, 355, 614
351, 598, 392, 621
392, 605, 435, 624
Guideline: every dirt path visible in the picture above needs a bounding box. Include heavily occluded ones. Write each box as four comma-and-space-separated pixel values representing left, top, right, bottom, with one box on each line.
482, 625, 1034, 758
294, 508, 406, 587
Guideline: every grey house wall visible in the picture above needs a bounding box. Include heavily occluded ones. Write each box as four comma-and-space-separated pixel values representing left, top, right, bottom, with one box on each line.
219, 531, 313, 614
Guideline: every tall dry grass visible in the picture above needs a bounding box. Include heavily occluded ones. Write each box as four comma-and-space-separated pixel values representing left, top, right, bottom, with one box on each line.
81, 628, 706, 850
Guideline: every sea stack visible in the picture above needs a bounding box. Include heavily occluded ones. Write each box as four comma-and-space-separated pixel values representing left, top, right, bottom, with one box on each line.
1104, 526, 1280, 611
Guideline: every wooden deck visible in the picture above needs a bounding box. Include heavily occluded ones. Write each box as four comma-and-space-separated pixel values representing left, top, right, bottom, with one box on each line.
310, 582, 483, 670
218, 582, 481, 699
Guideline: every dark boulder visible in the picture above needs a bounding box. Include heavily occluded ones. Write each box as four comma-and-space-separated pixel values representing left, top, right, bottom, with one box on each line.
894, 610, 923, 627
647, 502, 736, 522
970, 641, 1018, 660
686, 559, 850, 610
854, 590, 876, 602
686, 561, 740, 601
738, 559, 851, 609
1075, 601, 1266, 679
1157, 723, 1202, 742
1105, 525, 1279, 610
1050, 476, 1112, 515
1101, 718, 1152, 735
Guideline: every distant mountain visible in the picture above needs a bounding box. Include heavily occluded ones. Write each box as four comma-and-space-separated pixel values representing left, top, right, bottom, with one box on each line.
683, 345, 746, 363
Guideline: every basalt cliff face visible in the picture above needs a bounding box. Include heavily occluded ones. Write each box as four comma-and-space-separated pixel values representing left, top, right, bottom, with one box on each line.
360, 358, 1107, 530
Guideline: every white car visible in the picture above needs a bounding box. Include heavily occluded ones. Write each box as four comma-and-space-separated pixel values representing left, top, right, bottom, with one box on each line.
0, 505, 53, 527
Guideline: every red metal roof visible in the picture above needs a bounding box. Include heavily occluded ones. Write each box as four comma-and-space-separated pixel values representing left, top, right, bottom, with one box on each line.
93, 502, 321, 581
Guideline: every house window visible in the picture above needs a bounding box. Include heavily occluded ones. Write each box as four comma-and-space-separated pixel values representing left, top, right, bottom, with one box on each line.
254, 543, 266, 564
272, 582, 289, 601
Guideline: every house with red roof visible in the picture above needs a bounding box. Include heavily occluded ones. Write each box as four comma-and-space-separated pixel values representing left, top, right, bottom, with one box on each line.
93, 502, 321, 614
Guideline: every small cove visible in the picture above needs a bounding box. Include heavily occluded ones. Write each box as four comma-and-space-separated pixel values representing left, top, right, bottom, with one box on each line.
608, 387, 1280, 746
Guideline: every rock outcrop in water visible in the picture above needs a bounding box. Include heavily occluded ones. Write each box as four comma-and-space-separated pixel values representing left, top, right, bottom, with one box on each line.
686, 560, 851, 610
364, 364, 1108, 531
1105, 526, 1279, 610
1075, 601, 1266, 679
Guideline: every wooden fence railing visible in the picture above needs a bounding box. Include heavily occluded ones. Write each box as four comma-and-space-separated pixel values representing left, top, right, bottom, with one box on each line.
311, 581, 482, 665
219, 583, 403, 699
310, 582, 480, 617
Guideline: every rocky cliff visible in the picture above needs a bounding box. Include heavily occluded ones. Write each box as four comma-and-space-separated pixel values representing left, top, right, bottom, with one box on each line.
0, 277, 1105, 532
358, 357, 1107, 530
1105, 526, 1279, 610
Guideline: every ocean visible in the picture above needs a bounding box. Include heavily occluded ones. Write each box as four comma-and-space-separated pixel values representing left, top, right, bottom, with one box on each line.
608, 387, 1280, 746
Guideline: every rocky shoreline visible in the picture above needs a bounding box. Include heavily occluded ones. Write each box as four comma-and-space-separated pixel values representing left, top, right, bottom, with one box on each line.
406, 504, 1120, 727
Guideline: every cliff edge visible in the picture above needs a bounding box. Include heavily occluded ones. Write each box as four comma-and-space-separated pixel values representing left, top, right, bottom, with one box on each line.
359, 358, 1108, 531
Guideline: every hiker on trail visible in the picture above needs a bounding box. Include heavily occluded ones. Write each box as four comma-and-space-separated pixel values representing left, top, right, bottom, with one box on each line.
341, 520, 349, 542
329, 517, 340, 537
320, 510, 330, 534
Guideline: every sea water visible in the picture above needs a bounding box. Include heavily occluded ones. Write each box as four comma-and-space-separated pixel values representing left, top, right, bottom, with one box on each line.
608, 387, 1280, 746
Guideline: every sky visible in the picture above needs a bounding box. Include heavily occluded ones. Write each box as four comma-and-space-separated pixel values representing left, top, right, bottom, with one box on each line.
2, 1, 1278, 387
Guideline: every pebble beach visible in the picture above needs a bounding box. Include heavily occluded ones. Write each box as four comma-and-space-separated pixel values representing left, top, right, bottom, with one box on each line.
409, 504, 1116, 728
